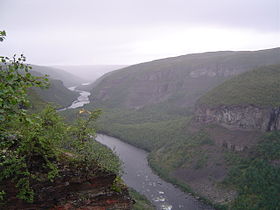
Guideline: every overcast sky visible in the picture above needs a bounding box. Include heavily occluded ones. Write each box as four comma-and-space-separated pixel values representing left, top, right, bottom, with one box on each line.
1, 0, 279, 65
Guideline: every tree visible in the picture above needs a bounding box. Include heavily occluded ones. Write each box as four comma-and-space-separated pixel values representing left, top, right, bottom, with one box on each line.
0, 31, 118, 205
0, 31, 6, 42
0, 31, 62, 202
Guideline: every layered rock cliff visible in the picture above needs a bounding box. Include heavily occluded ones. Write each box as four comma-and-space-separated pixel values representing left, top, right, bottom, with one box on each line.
196, 65, 280, 132
1, 157, 134, 210
195, 104, 280, 132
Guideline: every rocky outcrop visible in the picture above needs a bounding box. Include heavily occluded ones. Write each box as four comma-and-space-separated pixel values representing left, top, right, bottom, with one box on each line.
195, 104, 280, 132
2, 158, 134, 210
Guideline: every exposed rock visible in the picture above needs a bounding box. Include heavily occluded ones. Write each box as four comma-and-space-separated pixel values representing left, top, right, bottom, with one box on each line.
90, 48, 280, 109
1, 158, 134, 210
195, 104, 280, 132
189, 68, 239, 78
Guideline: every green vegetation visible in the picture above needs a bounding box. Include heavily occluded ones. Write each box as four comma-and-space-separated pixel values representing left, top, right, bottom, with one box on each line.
225, 131, 280, 209
60, 109, 121, 174
129, 188, 155, 210
148, 154, 227, 210
62, 102, 193, 152
0, 52, 56, 202
27, 89, 47, 112
90, 48, 280, 110
20, 65, 83, 108
97, 111, 192, 151
33, 78, 79, 108
82, 56, 280, 209
148, 130, 280, 210
199, 65, 280, 107
0, 33, 121, 205
0, 30, 6, 41
149, 130, 213, 170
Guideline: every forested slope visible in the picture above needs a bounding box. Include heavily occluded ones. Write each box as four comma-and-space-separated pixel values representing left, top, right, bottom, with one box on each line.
83, 49, 280, 209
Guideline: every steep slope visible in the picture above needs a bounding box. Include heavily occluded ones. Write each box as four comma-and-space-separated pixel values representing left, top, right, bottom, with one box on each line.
198, 65, 280, 107
84, 48, 280, 152
33, 78, 79, 108
84, 49, 280, 208
28, 66, 80, 108
90, 48, 280, 110
196, 65, 280, 131
149, 65, 280, 207
2, 154, 134, 210
31, 65, 85, 87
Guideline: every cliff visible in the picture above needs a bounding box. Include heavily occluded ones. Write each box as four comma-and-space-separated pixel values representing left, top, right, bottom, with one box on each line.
164, 64, 280, 202
1, 157, 134, 210
195, 104, 280, 132
196, 65, 280, 132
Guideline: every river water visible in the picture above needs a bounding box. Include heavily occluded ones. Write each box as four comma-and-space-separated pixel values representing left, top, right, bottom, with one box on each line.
67, 85, 213, 210
96, 135, 213, 210
58, 82, 91, 111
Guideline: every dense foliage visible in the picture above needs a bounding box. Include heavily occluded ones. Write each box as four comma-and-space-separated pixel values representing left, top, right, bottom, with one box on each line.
226, 131, 280, 209
0, 52, 55, 202
0, 54, 48, 121
97, 111, 191, 151
0, 32, 121, 204
199, 65, 280, 107
129, 188, 155, 210
62, 101, 193, 151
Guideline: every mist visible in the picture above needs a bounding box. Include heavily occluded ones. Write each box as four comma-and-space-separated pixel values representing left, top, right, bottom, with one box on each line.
1, 0, 279, 68
52, 65, 127, 82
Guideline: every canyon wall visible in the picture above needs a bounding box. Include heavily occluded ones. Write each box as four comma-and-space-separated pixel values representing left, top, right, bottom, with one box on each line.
195, 104, 280, 132
2, 159, 133, 210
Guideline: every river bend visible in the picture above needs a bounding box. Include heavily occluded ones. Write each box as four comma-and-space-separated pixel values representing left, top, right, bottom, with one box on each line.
67, 85, 213, 210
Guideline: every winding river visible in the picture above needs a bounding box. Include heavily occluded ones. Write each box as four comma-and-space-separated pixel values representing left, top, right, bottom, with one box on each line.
67, 85, 213, 210
58, 83, 91, 111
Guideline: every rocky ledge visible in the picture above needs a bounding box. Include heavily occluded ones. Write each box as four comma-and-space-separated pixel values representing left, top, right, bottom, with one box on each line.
195, 104, 280, 131
1, 157, 134, 210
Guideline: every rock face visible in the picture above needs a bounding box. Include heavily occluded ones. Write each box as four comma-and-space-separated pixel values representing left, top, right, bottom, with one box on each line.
90, 48, 280, 109
2, 159, 134, 210
195, 104, 280, 131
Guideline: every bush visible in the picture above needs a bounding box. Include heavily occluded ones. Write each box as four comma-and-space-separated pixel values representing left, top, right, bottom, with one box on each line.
227, 131, 280, 210
0, 32, 120, 203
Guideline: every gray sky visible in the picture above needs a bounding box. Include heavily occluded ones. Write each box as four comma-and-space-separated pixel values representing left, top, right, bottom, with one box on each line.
1, 0, 279, 65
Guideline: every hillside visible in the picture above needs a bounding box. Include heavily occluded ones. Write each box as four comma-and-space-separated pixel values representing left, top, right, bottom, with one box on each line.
33, 78, 79, 108
31, 65, 85, 87
149, 65, 280, 207
195, 65, 280, 131
81, 49, 280, 208
198, 65, 280, 107
90, 48, 280, 110
28, 66, 80, 108
0, 56, 136, 210
84, 48, 280, 151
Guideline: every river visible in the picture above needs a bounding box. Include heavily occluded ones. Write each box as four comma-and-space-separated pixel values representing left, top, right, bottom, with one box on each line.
96, 134, 213, 210
58, 82, 91, 111
67, 85, 213, 210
